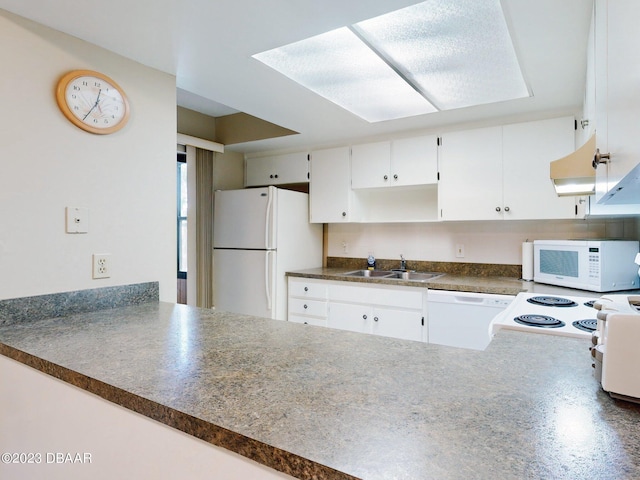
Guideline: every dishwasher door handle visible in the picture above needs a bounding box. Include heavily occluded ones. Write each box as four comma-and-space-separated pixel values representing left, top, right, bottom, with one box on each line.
453, 296, 485, 304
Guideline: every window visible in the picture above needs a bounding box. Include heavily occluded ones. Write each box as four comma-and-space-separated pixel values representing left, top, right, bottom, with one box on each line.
177, 152, 187, 279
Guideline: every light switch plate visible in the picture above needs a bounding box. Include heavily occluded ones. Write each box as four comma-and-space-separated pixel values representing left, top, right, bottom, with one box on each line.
66, 207, 89, 233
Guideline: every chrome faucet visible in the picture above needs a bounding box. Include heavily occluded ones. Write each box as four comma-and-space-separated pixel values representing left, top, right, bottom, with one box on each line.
400, 254, 406, 271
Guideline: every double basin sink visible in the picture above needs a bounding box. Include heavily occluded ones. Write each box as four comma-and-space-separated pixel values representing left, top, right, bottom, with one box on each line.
339, 269, 444, 283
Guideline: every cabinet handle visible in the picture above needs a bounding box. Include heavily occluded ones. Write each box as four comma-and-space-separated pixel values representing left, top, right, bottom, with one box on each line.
342, 211, 346, 217
303, 304, 308, 309
393, 174, 398, 180
495, 207, 501, 212
274, 174, 279, 179
270, 174, 274, 179
304, 287, 309, 292
374, 316, 379, 322
504, 206, 510, 212
362, 315, 367, 320
383, 175, 388, 181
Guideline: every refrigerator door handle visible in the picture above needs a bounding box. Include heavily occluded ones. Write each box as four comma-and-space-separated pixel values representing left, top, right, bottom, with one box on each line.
265, 188, 273, 249
265, 250, 273, 311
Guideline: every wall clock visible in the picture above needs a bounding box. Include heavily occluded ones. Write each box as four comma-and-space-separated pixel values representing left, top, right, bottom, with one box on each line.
55, 69, 130, 134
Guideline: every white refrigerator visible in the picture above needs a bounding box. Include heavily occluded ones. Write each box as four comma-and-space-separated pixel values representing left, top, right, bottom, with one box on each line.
213, 186, 323, 320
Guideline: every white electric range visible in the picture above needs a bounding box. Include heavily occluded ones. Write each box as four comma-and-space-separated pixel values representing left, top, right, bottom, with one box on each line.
490, 292, 600, 339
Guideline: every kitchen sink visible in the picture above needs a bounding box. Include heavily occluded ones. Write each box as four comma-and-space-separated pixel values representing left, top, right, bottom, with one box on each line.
340, 270, 444, 282
342, 270, 396, 278
389, 271, 444, 281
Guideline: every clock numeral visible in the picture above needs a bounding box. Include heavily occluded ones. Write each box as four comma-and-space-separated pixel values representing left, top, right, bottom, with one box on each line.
73, 85, 81, 91
82, 81, 88, 86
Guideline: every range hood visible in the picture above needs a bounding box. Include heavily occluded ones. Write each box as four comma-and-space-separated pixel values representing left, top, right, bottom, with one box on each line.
550, 134, 598, 196
598, 161, 640, 205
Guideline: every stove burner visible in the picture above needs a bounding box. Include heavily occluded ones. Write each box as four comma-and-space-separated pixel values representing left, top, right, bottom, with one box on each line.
572, 319, 598, 332
584, 300, 596, 308
514, 314, 566, 328
526, 296, 578, 307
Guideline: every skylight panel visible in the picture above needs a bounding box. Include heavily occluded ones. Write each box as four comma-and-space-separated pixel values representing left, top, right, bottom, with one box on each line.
252, 0, 529, 122
355, 0, 530, 110
253, 27, 437, 122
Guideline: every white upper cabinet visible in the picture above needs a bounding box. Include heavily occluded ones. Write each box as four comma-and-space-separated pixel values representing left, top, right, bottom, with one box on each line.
502, 117, 577, 220
351, 135, 438, 189
309, 146, 359, 223
245, 152, 308, 187
438, 126, 503, 221
351, 141, 391, 189
592, 0, 640, 204
439, 117, 577, 221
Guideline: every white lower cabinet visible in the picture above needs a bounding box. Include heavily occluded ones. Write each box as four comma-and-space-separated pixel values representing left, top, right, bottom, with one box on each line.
288, 278, 517, 349
327, 302, 371, 334
289, 277, 426, 342
288, 277, 328, 327
370, 307, 424, 342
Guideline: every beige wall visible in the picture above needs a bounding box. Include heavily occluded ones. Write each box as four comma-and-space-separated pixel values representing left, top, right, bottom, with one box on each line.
0, 10, 177, 301
328, 218, 639, 265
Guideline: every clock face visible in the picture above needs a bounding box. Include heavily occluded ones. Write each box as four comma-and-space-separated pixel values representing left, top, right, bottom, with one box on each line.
56, 70, 130, 134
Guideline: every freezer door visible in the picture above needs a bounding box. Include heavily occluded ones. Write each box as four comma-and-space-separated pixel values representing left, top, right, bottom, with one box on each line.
213, 249, 276, 319
213, 187, 276, 249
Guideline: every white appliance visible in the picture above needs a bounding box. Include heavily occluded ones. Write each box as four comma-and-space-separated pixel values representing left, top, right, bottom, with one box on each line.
591, 294, 640, 403
490, 292, 599, 339
213, 186, 322, 320
533, 239, 639, 292
428, 290, 514, 350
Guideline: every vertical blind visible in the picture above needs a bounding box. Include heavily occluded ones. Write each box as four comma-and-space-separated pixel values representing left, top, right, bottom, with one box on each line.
195, 147, 214, 308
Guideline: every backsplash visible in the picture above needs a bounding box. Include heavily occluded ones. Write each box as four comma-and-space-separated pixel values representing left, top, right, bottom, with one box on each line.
327, 218, 639, 266
0, 282, 159, 326
327, 257, 521, 278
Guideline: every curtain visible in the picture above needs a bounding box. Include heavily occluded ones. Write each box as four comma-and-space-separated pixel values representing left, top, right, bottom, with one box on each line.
195, 148, 214, 308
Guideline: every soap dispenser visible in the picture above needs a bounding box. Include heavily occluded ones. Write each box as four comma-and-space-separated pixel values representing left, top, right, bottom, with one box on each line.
367, 254, 376, 270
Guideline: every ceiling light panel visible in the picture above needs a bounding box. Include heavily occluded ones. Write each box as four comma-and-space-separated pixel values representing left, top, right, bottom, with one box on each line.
253, 27, 437, 122
355, 0, 530, 110
253, 0, 529, 122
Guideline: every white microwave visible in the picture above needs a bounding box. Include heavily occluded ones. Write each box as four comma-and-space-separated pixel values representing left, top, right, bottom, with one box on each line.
533, 240, 639, 292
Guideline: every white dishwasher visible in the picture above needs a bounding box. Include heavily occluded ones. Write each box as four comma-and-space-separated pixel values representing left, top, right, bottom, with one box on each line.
427, 290, 514, 350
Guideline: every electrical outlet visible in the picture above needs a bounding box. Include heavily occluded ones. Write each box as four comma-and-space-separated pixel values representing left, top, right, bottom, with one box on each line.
455, 244, 465, 258
92, 254, 111, 279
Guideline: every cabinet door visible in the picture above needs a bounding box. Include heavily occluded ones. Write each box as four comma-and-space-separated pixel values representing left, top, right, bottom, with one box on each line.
245, 152, 308, 186
438, 126, 503, 221
371, 308, 423, 342
351, 141, 391, 189
310, 146, 355, 223
502, 117, 577, 219
327, 302, 370, 334
391, 135, 438, 187
595, 0, 640, 201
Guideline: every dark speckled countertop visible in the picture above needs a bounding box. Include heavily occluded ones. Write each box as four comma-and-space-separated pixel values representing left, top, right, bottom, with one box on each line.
1, 301, 640, 479
286, 267, 628, 297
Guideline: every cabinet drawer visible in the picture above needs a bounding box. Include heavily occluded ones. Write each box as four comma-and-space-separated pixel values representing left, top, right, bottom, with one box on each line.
328, 283, 423, 310
289, 315, 327, 327
288, 279, 328, 298
289, 298, 328, 317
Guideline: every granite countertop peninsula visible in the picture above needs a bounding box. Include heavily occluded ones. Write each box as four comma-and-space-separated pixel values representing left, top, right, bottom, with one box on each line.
2, 300, 640, 479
